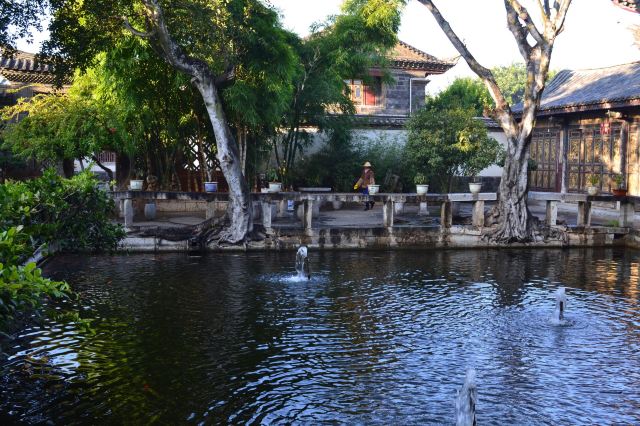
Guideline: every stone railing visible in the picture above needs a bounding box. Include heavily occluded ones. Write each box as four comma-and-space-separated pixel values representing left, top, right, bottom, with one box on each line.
112, 190, 638, 231
529, 191, 637, 228
111, 191, 496, 230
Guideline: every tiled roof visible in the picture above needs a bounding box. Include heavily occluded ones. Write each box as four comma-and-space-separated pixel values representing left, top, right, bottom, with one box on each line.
0, 50, 67, 85
389, 41, 456, 73
514, 61, 640, 114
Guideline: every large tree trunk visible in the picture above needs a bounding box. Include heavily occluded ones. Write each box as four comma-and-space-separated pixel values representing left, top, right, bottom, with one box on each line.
492, 136, 533, 242
129, 0, 252, 243
419, 0, 572, 243
194, 77, 252, 243
115, 152, 131, 190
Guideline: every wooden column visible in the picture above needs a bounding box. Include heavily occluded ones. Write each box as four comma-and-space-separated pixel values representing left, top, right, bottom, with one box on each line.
546, 201, 558, 226
440, 201, 452, 228
472, 200, 485, 227
561, 120, 570, 194
621, 119, 630, 189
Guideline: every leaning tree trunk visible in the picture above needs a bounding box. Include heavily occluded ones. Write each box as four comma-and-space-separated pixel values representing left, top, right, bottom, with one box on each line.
128, 0, 253, 243
492, 136, 533, 242
194, 77, 252, 243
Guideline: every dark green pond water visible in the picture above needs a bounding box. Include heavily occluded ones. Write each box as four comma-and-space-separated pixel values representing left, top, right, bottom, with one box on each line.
2, 248, 640, 425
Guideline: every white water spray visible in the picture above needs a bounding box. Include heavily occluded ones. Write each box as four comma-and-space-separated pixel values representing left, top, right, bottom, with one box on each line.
295, 246, 311, 280
554, 287, 567, 324
456, 368, 477, 426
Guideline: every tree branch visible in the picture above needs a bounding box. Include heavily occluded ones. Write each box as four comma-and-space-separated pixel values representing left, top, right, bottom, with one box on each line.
504, 0, 532, 60
122, 16, 155, 39
417, 0, 519, 138
506, 0, 545, 45
552, 0, 572, 34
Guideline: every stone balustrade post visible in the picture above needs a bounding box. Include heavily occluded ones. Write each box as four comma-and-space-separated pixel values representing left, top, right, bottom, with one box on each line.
577, 201, 592, 227
441, 201, 452, 229
546, 201, 558, 226
472, 200, 485, 228
303, 199, 314, 230
619, 199, 635, 228
124, 198, 134, 227
383, 198, 394, 228
261, 201, 273, 231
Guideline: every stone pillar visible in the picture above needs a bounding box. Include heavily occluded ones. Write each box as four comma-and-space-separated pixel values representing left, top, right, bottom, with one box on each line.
124, 198, 134, 227
383, 199, 395, 227
303, 200, 314, 230
577, 201, 592, 227
261, 201, 272, 230
472, 200, 485, 228
440, 201, 452, 228
546, 201, 558, 226
394, 201, 404, 215
419, 202, 429, 216
277, 199, 287, 218
619, 200, 635, 228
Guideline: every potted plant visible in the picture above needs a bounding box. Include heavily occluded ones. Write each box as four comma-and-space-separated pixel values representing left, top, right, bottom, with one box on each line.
414, 173, 429, 195
130, 172, 144, 191
612, 173, 627, 196
586, 174, 600, 196
268, 169, 282, 193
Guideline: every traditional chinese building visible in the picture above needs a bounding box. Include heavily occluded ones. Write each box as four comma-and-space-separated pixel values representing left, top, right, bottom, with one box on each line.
525, 61, 640, 195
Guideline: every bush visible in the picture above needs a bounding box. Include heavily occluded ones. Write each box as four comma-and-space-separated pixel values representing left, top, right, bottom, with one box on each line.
406, 107, 503, 192
0, 227, 71, 327
0, 169, 125, 255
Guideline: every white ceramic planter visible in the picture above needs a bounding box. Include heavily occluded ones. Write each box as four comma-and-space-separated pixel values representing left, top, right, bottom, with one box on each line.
269, 182, 283, 193
587, 186, 599, 196
469, 182, 482, 194
130, 179, 144, 190
204, 181, 218, 193
416, 184, 429, 195
368, 185, 380, 195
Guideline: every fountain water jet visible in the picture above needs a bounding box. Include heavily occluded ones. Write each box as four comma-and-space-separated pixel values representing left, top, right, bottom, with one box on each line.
295, 246, 311, 280
554, 287, 567, 323
456, 368, 477, 426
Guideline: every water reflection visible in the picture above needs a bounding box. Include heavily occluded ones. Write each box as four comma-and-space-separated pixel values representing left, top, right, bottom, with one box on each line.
1, 248, 639, 424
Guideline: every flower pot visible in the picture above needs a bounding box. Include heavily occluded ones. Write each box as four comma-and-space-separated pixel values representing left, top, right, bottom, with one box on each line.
130, 179, 144, 190
469, 182, 482, 194
586, 186, 599, 196
204, 181, 218, 193
416, 184, 429, 195
144, 202, 157, 220
368, 184, 380, 195
260, 188, 270, 193
613, 188, 628, 197
269, 182, 283, 193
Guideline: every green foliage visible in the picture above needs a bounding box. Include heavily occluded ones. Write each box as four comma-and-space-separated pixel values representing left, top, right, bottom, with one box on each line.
0, 0, 47, 50
0, 169, 125, 255
428, 78, 492, 116
492, 63, 558, 106
588, 174, 600, 186
406, 107, 503, 192
0, 227, 71, 328
414, 172, 427, 185
272, 0, 402, 184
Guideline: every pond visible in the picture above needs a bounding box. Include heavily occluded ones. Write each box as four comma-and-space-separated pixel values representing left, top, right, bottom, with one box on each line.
2, 249, 640, 424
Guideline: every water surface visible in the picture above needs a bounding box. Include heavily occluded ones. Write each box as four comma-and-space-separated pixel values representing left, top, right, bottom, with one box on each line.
2, 248, 640, 424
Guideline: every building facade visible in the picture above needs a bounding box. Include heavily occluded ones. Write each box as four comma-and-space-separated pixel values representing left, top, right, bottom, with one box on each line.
525, 62, 640, 195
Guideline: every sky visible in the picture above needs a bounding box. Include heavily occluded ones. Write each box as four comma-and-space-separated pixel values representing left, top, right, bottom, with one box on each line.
17, 0, 640, 93
268, 0, 640, 93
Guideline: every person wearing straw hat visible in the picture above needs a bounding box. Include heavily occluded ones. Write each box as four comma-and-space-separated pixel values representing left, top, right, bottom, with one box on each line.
354, 161, 376, 211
